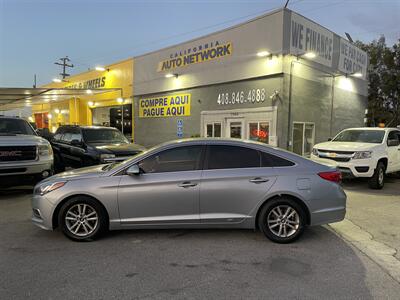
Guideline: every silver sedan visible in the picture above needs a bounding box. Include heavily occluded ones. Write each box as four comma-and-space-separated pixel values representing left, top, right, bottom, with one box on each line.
32, 138, 346, 243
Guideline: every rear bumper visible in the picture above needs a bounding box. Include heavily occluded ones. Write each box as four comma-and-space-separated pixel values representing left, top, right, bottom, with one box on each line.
309, 183, 347, 226
310, 206, 346, 226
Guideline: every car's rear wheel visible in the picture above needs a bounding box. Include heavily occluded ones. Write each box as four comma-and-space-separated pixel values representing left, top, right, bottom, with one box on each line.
258, 198, 306, 243
368, 162, 385, 189
58, 196, 108, 241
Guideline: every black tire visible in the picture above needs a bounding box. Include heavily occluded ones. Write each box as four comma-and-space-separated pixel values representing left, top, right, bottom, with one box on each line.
58, 196, 108, 242
54, 153, 65, 173
258, 197, 306, 244
368, 162, 385, 189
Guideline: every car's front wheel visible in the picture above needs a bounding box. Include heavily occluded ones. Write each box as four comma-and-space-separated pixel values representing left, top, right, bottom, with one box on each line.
368, 162, 385, 189
258, 197, 306, 243
58, 196, 108, 241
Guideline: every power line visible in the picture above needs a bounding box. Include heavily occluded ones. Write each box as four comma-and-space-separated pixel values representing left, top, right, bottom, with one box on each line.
54, 56, 74, 79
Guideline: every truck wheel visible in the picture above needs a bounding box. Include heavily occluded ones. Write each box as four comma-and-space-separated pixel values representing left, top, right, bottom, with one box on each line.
368, 162, 385, 189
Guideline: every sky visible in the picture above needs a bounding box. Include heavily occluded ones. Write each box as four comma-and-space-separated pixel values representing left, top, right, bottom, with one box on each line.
0, 0, 399, 87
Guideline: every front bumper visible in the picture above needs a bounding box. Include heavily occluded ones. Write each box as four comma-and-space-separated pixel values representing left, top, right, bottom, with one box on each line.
311, 154, 375, 178
0, 157, 53, 176
31, 193, 55, 230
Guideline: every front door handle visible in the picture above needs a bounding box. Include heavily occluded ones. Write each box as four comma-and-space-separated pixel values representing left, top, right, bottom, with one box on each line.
249, 177, 269, 184
178, 181, 198, 188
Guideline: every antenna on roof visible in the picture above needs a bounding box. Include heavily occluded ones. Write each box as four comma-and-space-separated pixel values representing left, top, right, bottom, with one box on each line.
345, 32, 354, 43
284, 0, 290, 8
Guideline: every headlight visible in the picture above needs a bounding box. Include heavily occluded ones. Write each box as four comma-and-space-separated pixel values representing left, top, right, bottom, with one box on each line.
353, 151, 372, 159
312, 148, 319, 156
100, 153, 115, 162
34, 181, 66, 195
38, 144, 53, 157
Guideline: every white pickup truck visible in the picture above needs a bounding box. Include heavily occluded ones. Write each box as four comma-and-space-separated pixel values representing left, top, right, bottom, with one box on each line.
311, 127, 400, 189
0, 116, 53, 187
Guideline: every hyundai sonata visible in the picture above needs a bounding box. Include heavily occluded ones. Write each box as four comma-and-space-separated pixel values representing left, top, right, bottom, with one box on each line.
32, 138, 346, 243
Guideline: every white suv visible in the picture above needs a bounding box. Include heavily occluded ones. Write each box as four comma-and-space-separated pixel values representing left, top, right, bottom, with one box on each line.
311, 127, 400, 189
0, 116, 53, 187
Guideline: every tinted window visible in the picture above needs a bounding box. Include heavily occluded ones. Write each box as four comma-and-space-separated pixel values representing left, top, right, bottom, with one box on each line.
138, 146, 203, 173
207, 145, 260, 170
0, 118, 36, 135
387, 131, 400, 144
261, 151, 295, 167
332, 130, 384, 143
82, 128, 128, 144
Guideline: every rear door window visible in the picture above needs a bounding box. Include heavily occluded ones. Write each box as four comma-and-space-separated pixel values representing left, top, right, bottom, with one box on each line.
138, 145, 203, 173
261, 151, 295, 167
206, 145, 260, 170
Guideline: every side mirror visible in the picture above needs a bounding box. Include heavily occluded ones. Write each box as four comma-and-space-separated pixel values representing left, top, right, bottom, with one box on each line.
126, 164, 140, 176
71, 139, 82, 147
328, 138, 332, 141
388, 139, 400, 147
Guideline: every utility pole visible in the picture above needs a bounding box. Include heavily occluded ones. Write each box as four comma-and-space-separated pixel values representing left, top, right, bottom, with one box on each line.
33, 74, 37, 88
54, 56, 74, 79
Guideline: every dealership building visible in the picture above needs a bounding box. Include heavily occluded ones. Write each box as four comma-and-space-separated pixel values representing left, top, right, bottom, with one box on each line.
0, 8, 368, 156
133, 8, 368, 155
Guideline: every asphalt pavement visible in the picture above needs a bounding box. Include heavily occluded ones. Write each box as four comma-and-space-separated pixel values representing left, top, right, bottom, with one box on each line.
1, 184, 400, 299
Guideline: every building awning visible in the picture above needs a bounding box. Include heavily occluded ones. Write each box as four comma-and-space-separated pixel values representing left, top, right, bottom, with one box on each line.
0, 87, 122, 110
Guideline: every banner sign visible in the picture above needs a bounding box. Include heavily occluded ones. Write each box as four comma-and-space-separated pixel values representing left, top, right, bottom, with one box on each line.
290, 13, 333, 67
158, 42, 232, 72
338, 38, 368, 79
65, 76, 106, 89
139, 94, 191, 118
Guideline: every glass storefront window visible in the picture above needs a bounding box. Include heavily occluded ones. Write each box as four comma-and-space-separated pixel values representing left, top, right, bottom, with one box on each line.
206, 123, 222, 137
249, 122, 269, 144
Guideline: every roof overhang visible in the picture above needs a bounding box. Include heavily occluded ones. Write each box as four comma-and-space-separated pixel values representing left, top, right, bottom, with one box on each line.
0, 87, 122, 110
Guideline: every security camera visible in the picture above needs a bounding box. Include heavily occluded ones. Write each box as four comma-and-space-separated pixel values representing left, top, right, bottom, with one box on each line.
270, 90, 280, 100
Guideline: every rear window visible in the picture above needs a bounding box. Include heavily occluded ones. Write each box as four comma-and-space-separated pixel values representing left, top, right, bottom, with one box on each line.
82, 128, 128, 144
206, 145, 260, 170
0, 118, 36, 135
261, 152, 295, 167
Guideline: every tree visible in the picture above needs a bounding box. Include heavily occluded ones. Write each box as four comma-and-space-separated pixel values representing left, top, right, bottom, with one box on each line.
356, 37, 400, 127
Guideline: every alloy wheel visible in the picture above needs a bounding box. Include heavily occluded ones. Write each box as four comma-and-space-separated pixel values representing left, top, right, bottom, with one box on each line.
267, 205, 300, 238
65, 204, 98, 237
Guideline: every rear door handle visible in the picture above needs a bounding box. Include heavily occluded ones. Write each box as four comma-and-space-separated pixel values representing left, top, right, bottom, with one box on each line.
178, 181, 198, 188
249, 177, 269, 184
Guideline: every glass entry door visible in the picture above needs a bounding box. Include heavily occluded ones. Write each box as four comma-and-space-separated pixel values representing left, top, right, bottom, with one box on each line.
292, 122, 315, 156
226, 119, 243, 139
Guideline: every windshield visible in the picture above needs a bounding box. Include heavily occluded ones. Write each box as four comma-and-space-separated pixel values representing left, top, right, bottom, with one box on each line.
0, 118, 36, 135
332, 130, 385, 143
82, 128, 128, 144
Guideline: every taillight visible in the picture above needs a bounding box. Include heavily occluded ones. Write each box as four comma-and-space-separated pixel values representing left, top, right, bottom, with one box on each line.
318, 171, 342, 183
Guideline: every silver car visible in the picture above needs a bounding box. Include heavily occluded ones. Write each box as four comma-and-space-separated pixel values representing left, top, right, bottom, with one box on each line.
32, 138, 346, 243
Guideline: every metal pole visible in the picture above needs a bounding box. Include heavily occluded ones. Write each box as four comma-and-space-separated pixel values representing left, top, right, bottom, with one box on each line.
74, 96, 77, 125
287, 60, 294, 150
330, 76, 335, 137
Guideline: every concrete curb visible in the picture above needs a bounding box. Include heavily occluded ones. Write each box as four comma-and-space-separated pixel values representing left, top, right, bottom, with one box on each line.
329, 219, 400, 284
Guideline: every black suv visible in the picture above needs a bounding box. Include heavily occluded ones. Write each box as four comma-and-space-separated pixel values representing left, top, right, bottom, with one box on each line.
51, 125, 145, 172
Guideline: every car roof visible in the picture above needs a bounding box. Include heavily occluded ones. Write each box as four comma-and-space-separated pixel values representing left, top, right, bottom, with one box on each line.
155, 137, 276, 148
342, 127, 398, 131
59, 125, 119, 130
